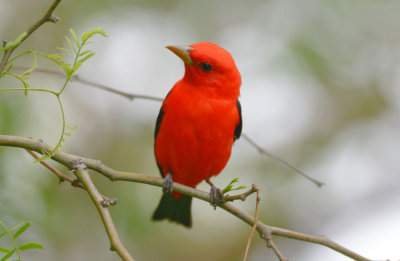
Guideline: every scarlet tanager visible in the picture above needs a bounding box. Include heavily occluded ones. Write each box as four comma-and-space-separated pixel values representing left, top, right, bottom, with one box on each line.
152, 42, 242, 227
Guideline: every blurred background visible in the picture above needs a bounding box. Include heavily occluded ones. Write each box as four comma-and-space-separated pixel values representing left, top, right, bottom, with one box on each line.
1, 0, 400, 260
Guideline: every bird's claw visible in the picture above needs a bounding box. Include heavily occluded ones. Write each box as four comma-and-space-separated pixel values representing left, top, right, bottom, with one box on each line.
210, 185, 225, 209
162, 173, 173, 194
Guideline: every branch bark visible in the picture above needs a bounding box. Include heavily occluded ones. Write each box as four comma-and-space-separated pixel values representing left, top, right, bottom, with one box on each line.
0, 135, 373, 261
73, 161, 134, 261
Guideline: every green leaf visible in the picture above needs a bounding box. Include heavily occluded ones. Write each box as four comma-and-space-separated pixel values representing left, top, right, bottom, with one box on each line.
64, 36, 77, 54
81, 28, 107, 44
72, 52, 95, 74
21, 51, 37, 77
78, 52, 95, 64
0, 249, 15, 261
0, 247, 11, 253
5, 72, 31, 95
222, 178, 246, 194
66, 125, 77, 130
0, 231, 6, 239
13, 222, 30, 239
78, 50, 91, 57
35, 52, 72, 75
69, 28, 80, 48
17, 242, 43, 251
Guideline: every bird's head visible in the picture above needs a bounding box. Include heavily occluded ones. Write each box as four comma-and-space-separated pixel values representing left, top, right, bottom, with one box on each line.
167, 42, 241, 99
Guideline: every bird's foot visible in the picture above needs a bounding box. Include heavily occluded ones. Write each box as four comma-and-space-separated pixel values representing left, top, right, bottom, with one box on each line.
162, 173, 173, 194
210, 185, 225, 210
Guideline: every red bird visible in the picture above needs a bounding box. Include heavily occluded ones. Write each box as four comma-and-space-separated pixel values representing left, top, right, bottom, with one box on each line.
152, 42, 242, 227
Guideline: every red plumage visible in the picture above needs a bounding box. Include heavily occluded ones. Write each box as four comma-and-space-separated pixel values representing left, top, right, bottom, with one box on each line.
152, 42, 242, 227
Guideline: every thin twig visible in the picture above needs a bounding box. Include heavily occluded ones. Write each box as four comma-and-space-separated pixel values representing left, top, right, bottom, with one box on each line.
268, 241, 288, 261
0, 135, 373, 261
0, 0, 61, 74
13, 67, 163, 102
225, 184, 258, 202
26, 149, 84, 188
27, 149, 117, 205
242, 133, 325, 187
73, 75, 163, 101
243, 185, 263, 261
72, 161, 134, 261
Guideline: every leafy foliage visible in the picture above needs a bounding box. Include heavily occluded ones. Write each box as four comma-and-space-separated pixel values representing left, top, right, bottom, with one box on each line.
222, 178, 246, 194
0, 221, 43, 261
0, 28, 107, 161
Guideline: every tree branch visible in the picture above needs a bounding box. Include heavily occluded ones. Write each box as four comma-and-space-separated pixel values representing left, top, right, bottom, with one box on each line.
26, 149, 83, 188
72, 161, 134, 261
243, 186, 267, 261
0, 0, 61, 74
0, 135, 373, 261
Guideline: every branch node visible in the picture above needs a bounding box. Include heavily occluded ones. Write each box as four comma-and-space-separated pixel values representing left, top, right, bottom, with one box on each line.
101, 196, 118, 207
69, 158, 86, 171
71, 179, 83, 188
260, 230, 272, 242
96, 159, 104, 168
37, 138, 46, 152
48, 15, 60, 23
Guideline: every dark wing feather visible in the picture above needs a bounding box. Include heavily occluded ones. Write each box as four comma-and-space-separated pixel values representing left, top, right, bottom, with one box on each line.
234, 99, 242, 141
154, 107, 165, 177
154, 108, 164, 139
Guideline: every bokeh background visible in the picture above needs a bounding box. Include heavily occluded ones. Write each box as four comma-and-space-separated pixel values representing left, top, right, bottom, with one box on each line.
1, 0, 400, 260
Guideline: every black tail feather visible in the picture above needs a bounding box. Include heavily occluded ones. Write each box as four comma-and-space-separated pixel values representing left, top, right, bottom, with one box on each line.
152, 193, 192, 228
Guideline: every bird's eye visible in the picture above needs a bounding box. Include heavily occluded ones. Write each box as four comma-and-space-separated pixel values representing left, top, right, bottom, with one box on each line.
200, 62, 213, 72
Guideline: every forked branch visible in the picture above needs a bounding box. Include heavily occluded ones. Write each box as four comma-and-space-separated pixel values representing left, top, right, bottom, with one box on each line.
0, 135, 372, 261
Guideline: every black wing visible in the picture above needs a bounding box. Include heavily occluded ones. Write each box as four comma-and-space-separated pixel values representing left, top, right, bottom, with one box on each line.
154, 108, 164, 139
234, 99, 242, 141
154, 90, 173, 177
154, 107, 165, 177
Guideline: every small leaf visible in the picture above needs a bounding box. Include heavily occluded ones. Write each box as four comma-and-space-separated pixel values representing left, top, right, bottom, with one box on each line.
21, 51, 37, 77
0, 231, 6, 239
56, 47, 73, 55
81, 28, 107, 44
69, 28, 80, 48
5, 72, 31, 95
0, 247, 11, 253
17, 242, 44, 251
78, 52, 95, 64
58, 61, 72, 75
0, 249, 15, 261
71, 61, 82, 74
13, 221, 30, 239
66, 125, 77, 130
64, 36, 77, 54
78, 50, 91, 57
222, 178, 246, 194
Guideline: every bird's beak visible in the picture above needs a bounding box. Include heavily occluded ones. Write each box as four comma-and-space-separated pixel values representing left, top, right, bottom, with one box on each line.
166, 45, 193, 65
